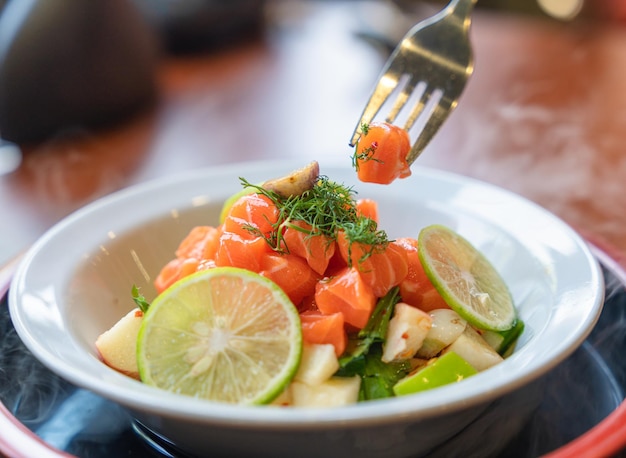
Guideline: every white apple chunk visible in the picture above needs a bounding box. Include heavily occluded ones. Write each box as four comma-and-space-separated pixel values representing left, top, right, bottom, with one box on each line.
294, 343, 339, 386
290, 376, 361, 407
95, 308, 143, 379
442, 325, 503, 371
270, 387, 293, 407
416, 309, 467, 359
382, 303, 432, 363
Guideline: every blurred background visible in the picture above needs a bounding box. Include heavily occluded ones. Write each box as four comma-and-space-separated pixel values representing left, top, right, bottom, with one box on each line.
1, 0, 626, 267
0, 0, 623, 148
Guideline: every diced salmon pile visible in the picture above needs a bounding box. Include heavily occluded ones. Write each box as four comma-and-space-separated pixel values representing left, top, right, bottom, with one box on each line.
154, 191, 448, 358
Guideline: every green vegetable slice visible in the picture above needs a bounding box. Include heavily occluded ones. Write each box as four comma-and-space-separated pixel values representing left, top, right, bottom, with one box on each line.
393, 351, 477, 396
336, 287, 410, 400
482, 319, 525, 356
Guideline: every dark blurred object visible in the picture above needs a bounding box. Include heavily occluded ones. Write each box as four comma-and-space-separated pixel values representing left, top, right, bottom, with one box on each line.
398, 0, 626, 22
0, 0, 159, 144
393, 0, 549, 18
131, 0, 267, 54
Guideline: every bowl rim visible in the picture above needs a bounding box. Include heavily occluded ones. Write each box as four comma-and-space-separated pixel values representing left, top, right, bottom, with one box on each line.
8, 159, 605, 427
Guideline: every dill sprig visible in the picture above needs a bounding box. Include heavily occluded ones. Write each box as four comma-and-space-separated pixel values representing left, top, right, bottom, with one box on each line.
238, 176, 390, 259
351, 123, 383, 171
353, 143, 382, 167
341, 217, 389, 264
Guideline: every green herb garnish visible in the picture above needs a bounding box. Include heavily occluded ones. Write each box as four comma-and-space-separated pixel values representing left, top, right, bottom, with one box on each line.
336, 287, 410, 400
239, 176, 390, 259
353, 143, 381, 167
351, 123, 383, 171
357, 345, 411, 400
338, 286, 400, 371
361, 123, 370, 136
131, 285, 150, 313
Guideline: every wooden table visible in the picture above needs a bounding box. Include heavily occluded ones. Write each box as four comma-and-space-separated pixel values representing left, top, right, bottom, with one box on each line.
2, 1, 626, 273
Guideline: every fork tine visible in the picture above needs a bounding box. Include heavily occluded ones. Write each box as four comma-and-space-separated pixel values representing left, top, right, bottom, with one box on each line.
384, 77, 417, 125
349, 73, 398, 146
403, 86, 435, 132
406, 97, 454, 165
351, 0, 476, 161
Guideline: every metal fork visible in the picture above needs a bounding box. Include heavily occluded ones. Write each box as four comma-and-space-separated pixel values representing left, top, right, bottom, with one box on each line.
349, 0, 476, 165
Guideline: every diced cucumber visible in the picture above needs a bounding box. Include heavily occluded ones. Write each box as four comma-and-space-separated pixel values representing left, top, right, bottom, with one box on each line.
481, 319, 524, 357
443, 326, 503, 372
393, 352, 477, 396
415, 309, 467, 359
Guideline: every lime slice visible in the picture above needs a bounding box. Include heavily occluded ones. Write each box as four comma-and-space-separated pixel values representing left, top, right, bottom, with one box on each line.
393, 351, 477, 396
417, 224, 516, 332
137, 267, 302, 405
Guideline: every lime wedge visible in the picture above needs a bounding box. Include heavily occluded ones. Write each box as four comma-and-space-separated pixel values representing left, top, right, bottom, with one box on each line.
137, 267, 302, 405
417, 225, 516, 332
393, 351, 477, 396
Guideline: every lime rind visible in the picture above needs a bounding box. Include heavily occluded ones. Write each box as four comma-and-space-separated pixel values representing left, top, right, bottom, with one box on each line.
417, 224, 516, 332
137, 267, 302, 405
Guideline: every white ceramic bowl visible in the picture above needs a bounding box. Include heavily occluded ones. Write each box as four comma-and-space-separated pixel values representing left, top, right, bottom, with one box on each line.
9, 160, 604, 458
